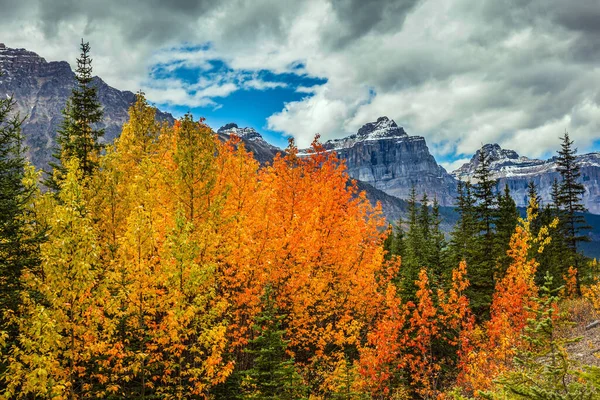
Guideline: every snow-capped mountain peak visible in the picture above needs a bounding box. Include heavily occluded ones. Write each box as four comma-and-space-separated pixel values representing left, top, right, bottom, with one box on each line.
321, 116, 408, 151
356, 116, 407, 139
452, 143, 545, 180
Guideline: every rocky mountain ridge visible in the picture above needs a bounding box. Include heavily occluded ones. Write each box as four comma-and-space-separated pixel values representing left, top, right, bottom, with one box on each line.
452, 143, 600, 214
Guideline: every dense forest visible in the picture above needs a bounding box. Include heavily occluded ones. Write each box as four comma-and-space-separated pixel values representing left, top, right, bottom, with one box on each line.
1, 42, 599, 399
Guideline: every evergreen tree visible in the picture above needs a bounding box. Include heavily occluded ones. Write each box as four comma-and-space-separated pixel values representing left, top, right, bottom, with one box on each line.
473, 147, 498, 251
419, 193, 431, 246
239, 286, 306, 399
447, 180, 477, 268
46, 39, 104, 189
393, 216, 406, 259
555, 132, 589, 288
0, 92, 40, 357
494, 184, 518, 279
471, 148, 499, 317
428, 197, 446, 284
401, 186, 424, 299
527, 181, 565, 289
550, 178, 561, 213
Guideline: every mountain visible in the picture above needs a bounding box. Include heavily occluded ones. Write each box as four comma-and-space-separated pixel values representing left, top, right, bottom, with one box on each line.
310, 117, 457, 206
0, 43, 174, 170
216, 123, 280, 164
452, 143, 600, 214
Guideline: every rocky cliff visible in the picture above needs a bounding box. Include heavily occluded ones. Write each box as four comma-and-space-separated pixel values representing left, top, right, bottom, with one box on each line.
0, 43, 173, 170
313, 117, 458, 205
453, 143, 600, 214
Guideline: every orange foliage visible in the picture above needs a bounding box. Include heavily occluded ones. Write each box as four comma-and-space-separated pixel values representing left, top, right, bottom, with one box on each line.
359, 262, 474, 399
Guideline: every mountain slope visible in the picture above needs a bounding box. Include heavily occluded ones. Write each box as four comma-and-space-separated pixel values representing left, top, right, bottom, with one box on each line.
0, 43, 173, 170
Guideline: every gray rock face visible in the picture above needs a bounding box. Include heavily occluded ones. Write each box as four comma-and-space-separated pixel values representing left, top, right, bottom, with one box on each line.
314, 117, 458, 206
452, 144, 600, 214
0, 45, 173, 170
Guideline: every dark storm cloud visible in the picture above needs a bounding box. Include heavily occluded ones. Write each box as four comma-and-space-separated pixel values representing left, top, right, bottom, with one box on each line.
327, 0, 421, 47
34, 0, 221, 41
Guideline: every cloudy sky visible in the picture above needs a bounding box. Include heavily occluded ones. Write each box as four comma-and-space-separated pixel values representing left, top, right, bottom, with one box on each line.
2, 0, 599, 170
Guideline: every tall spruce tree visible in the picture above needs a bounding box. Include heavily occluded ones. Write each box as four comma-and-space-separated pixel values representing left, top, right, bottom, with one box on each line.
0, 93, 40, 342
46, 39, 104, 189
383, 223, 395, 261
447, 180, 477, 269
428, 196, 446, 284
533, 181, 569, 290
418, 193, 431, 246
393, 216, 406, 259
555, 132, 589, 272
473, 147, 498, 248
401, 186, 424, 299
494, 184, 518, 279
471, 148, 499, 317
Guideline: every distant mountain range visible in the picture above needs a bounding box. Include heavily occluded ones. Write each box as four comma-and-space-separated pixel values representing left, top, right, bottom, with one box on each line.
1, 43, 599, 224
453, 143, 600, 214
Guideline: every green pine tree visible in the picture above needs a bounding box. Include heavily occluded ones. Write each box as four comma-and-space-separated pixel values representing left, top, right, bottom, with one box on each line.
447, 180, 477, 270
532, 181, 568, 290
401, 186, 424, 300
428, 196, 446, 284
240, 286, 307, 400
383, 223, 395, 261
555, 132, 589, 290
393, 216, 407, 259
494, 184, 518, 279
46, 39, 104, 189
471, 148, 499, 318
0, 92, 41, 360
419, 193, 431, 246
